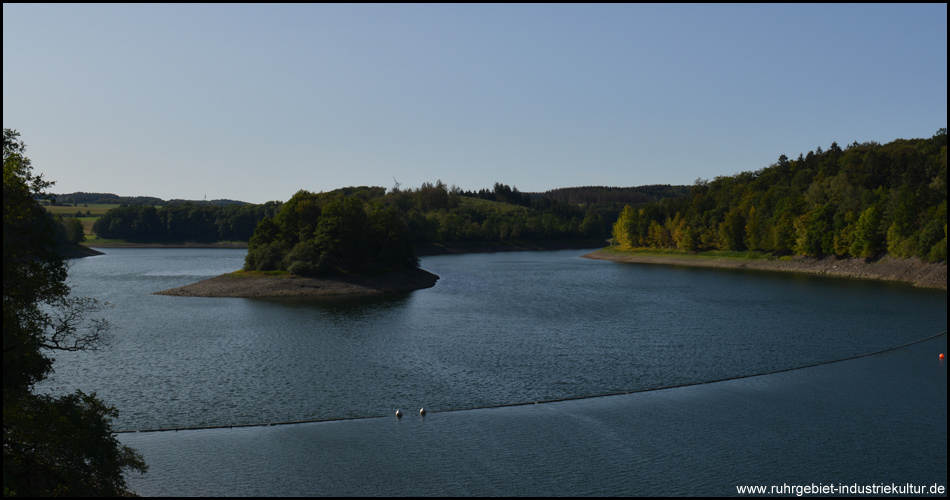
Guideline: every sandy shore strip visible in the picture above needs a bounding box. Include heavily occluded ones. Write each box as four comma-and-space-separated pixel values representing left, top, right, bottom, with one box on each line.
155, 267, 440, 298
582, 249, 947, 290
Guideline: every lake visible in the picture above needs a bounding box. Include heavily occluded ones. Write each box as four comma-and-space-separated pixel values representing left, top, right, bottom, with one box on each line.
44, 248, 947, 495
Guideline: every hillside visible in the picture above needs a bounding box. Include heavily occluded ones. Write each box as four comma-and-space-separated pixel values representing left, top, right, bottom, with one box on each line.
611, 129, 947, 263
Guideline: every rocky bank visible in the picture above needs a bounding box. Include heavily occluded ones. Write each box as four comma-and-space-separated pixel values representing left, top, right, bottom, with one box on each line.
582, 250, 947, 290
155, 267, 440, 298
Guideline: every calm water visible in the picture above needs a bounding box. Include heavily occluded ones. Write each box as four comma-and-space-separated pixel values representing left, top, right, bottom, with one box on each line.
43, 248, 947, 495
121, 333, 947, 496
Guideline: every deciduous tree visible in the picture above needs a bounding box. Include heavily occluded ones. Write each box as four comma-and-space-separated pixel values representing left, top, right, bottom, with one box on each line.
3, 129, 146, 496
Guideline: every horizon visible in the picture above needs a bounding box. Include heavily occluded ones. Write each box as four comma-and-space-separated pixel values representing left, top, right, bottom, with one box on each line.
4, 4, 947, 204
49, 181, 696, 204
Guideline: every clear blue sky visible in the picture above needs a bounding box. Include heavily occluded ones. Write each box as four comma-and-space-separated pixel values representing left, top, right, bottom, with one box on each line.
4, 4, 947, 204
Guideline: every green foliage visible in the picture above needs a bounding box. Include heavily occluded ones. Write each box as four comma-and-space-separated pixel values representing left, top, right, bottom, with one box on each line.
794, 204, 834, 257
4, 392, 147, 496
93, 201, 280, 242
719, 208, 746, 251
608, 129, 947, 261
926, 224, 947, 261
744, 206, 763, 251
58, 215, 86, 244
94, 179, 689, 250
3, 129, 146, 496
580, 210, 605, 239
612, 205, 637, 248
245, 191, 417, 275
850, 205, 884, 258
917, 202, 947, 260
310, 197, 371, 272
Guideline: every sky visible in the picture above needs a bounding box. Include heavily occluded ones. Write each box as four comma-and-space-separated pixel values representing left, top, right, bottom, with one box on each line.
3, 4, 947, 204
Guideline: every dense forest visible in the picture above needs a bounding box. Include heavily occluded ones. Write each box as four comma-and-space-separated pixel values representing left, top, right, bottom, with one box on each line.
241, 182, 675, 275
92, 202, 281, 242
612, 130, 947, 262
387, 181, 611, 243
538, 185, 691, 205
244, 189, 418, 275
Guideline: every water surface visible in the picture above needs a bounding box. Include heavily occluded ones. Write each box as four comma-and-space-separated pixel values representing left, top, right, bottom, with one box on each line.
120, 333, 947, 496
45, 248, 946, 432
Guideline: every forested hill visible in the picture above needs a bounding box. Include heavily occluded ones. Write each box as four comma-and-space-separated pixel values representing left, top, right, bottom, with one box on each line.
49, 192, 250, 207
88, 181, 691, 245
612, 129, 948, 262
536, 185, 691, 205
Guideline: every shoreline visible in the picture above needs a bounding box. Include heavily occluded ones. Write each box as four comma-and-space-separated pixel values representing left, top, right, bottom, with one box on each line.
86, 241, 248, 249
582, 249, 947, 290
154, 267, 440, 298
62, 244, 106, 259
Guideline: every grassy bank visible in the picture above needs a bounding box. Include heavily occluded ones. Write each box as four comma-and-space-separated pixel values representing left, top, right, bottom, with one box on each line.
597, 247, 784, 261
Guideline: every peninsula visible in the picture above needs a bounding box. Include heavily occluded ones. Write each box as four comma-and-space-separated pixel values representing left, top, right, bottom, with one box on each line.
157, 190, 439, 298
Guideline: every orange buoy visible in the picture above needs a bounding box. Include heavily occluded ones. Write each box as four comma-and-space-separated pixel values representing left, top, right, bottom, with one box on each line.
941, 353, 945, 359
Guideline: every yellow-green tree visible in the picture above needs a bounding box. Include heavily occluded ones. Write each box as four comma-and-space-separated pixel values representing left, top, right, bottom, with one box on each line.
612, 205, 637, 248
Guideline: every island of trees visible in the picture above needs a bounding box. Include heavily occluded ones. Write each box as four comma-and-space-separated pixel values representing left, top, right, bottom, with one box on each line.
243, 189, 418, 275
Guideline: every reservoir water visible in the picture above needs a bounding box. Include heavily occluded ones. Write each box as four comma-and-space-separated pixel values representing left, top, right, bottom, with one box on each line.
44, 248, 946, 495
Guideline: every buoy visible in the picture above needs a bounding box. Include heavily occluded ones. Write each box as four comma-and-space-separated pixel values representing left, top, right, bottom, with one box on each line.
940, 353, 945, 359
420, 407, 426, 416
395, 409, 402, 418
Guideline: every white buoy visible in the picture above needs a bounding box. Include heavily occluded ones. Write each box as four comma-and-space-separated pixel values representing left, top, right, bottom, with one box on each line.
420, 407, 426, 416
395, 409, 402, 418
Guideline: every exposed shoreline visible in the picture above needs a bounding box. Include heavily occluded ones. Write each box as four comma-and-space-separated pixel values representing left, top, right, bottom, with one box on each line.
154, 267, 440, 298
582, 249, 947, 290
86, 241, 248, 249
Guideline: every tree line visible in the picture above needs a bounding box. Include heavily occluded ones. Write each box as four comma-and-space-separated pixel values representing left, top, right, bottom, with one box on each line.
92, 181, 675, 246
354, 180, 615, 244
612, 129, 948, 262
48, 191, 247, 207
539, 185, 691, 206
93, 202, 280, 242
